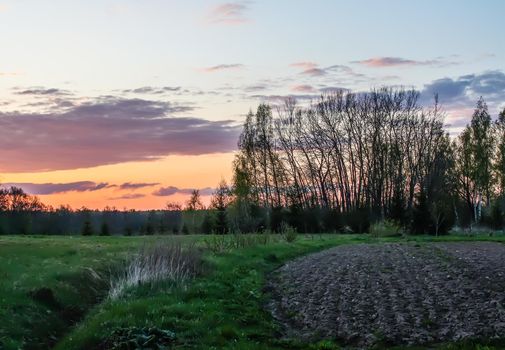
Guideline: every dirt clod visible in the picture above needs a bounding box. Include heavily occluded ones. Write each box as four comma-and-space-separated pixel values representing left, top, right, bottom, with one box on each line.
267, 242, 505, 348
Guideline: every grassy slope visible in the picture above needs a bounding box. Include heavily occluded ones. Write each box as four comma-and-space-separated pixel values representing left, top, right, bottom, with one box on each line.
57, 233, 505, 350
2, 234, 505, 350
0, 236, 173, 349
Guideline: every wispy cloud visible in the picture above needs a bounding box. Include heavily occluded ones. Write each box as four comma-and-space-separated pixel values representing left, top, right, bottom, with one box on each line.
206, 2, 251, 25
119, 182, 159, 190
123, 86, 181, 95
291, 84, 316, 93
301, 68, 327, 76
14, 87, 70, 96
202, 64, 245, 73
109, 193, 146, 200
0, 96, 240, 172
152, 186, 214, 197
351, 56, 459, 68
290, 62, 363, 79
2, 181, 113, 195
289, 62, 318, 70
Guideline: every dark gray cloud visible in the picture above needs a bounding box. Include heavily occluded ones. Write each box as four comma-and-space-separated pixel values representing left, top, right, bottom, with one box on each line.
152, 186, 214, 197
15, 87, 70, 96
119, 182, 159, 190
0, 97, 240, 172
2, 181, 112, 195
421, 70, 505, 108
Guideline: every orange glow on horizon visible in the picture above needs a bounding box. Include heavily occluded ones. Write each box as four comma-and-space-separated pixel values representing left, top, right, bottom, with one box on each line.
1, 152, 236, 210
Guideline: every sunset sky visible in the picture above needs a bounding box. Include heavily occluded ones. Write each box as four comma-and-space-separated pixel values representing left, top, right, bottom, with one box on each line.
1, 0, 504, 209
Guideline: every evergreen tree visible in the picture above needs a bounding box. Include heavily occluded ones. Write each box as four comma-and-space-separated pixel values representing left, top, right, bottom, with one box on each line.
210, 180, 232, 234
100, 221, 110, 236
81, 218, 94, 236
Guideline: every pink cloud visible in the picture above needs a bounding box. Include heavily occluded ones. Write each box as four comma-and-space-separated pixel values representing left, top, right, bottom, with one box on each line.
207, 2, 250, 25
0, 97, 240, 172
290, 62, 318, 70
201, 64, 244, 73
291, 84, 316, 93
352, 56, 458, 68
301, 68, 327, 76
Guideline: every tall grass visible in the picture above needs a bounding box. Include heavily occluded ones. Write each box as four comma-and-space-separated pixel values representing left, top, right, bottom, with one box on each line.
370, 220, 403, 238
203, 232, 277, 253
109, 240, 202, 299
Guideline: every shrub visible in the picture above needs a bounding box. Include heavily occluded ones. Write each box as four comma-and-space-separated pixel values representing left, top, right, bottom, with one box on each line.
281, 222, 298, 243
109, 240, 202, 299
369, 220, 402, 238
344, 207, 371, 233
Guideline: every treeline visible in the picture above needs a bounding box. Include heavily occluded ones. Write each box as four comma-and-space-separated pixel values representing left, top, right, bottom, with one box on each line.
2, 87, 504, 236
225, 88, 505, 235
0, 187, 186, 235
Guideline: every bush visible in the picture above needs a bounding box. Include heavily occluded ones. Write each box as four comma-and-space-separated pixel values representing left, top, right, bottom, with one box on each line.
369, 220, 402, 238
281, 222, 298, 243
343, 207, 370, 233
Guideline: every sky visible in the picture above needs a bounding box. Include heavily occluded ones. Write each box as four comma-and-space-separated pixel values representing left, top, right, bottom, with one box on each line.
0, 0, 504, 209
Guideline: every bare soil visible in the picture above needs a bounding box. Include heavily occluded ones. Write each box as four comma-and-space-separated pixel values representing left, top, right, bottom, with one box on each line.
267, 242, 505, 348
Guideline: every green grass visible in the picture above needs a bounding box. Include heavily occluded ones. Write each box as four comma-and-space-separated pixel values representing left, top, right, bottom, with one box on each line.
2, 233, 505, 349
0, 235, 197, 349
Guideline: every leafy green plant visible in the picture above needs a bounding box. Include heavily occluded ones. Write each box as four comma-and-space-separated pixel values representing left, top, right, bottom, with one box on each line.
99, 327, 175, 350
281, 222, 298, 243
369, 220, 402, 238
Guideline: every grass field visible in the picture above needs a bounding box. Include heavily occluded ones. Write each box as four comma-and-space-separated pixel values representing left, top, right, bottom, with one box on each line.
1, 233, 505, 349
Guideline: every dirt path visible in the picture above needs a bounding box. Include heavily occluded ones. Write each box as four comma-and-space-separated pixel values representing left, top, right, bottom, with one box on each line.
267, 242, 505, 348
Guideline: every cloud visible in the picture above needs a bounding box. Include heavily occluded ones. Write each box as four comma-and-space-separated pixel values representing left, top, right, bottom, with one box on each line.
291, 63, 362, 79
421, 70, 505, 108
123, 86, 181, 95
251, 93, 317, 103
290, 62, 318, 70
420, 71, 505, 129
153, 186, 214, 197
0, 96, 241, 172
2, 181, 112, 195
207, 2, 250, 25
15, 87, 70, 96
109, 193, 146, 200
291, 84, 316, 93
119, 182, 159, 190
202, 64, 244, 72
351, 56, 458, 68
302, 68, 327, 76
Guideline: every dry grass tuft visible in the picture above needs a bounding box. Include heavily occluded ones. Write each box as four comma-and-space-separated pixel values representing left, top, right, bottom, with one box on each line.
109, 240, 202, 299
